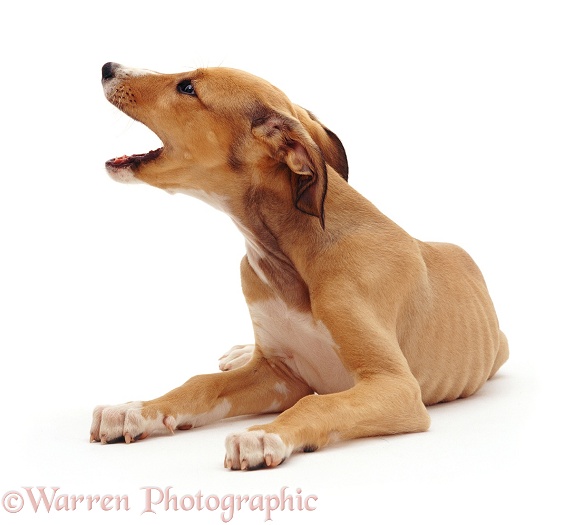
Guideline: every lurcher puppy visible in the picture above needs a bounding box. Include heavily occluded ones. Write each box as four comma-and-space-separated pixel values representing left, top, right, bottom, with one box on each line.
91, 63, 508, 470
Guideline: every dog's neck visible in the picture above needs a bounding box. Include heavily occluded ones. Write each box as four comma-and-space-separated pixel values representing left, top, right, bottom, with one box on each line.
225, 168, 373, 311
228, 186, 314, 311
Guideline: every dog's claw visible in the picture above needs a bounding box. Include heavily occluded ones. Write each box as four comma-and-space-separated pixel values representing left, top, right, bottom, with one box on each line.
91, 401, 166, 446
163, 415, 176, 434
224, 429, 290, 470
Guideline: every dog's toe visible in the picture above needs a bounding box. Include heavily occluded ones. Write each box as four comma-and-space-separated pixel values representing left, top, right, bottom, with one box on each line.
219, 344, 254, 371
90, 401, 161, 444
224, 429, 291, 470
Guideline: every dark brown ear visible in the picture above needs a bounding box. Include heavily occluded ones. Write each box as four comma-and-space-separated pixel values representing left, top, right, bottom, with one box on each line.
252, 112, 328, 228
294, 106, 349, 182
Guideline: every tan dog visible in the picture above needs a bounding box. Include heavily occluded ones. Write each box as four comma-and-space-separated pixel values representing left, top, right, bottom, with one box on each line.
92, 62, 508, 470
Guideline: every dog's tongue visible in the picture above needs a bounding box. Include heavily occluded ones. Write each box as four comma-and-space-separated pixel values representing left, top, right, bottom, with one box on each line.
110, 155, 132, 166
106, 148, 163, 169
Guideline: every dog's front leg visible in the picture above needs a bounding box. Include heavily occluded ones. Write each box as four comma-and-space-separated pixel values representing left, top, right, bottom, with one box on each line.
225, 372, 430, 470
90, 356, 311, 444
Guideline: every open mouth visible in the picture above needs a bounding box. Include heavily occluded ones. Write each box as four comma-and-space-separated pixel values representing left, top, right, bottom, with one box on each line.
105, 147, 163, 171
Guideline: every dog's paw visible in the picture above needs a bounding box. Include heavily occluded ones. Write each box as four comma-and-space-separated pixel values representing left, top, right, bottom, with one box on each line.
224, 429, 293, 470
219, 344, 254, 371
90, 402, 169, 444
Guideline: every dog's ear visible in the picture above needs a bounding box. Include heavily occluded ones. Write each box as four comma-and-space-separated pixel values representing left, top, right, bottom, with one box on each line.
252, 112, 328, 228
294, 106, 349, 182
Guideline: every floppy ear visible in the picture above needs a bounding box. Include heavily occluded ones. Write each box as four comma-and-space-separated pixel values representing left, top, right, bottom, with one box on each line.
252, 112, 328, 228
294, 106, 349, 182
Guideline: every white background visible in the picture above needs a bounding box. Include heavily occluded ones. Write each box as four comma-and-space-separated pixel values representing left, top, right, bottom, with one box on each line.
1, 1, 582, 523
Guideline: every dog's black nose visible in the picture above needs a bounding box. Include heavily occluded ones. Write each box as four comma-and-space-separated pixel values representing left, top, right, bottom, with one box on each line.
102, 62, 120, 82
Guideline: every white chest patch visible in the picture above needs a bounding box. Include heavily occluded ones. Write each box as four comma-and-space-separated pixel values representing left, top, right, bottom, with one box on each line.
168, 188, 231, 213
248, 297, 354, 394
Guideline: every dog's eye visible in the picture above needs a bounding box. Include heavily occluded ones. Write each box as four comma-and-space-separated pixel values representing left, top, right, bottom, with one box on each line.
177, 80, 197, 96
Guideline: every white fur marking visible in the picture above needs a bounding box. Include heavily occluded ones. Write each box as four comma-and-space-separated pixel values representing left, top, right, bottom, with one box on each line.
106, 166, 142, 184
91, 401, 165, 443
249, 298, 354, 394
228, 217, 271, 285
102, 65, 156, 100
219, 344, 254, 371
184, 398, 232, 428
170, 188, 231, 213
274, 382, 290, 396
245, 241, 270, 285
116, 65, 158, 78
225, 429, 293, 469
92, 399, 232, 442
265, 400, 282, 413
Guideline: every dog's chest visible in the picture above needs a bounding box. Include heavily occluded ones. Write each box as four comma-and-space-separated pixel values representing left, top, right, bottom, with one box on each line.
248, 297, 354, 394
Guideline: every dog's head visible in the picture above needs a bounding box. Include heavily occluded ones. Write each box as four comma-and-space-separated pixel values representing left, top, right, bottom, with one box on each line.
102, 63, 348, 227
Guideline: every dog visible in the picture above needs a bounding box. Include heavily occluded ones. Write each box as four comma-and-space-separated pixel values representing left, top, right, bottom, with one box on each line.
91, 62, 508, 470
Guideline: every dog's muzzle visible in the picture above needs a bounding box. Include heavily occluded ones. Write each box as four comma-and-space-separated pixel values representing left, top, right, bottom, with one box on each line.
102, 62, 120, 83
